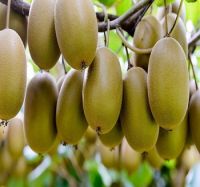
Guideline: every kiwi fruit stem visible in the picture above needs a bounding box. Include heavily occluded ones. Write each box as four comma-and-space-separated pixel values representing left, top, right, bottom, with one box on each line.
6, 0, 11, 28
94, 2, 109, 47
188, 54, 198, 90
167, 0, 183, 37
62, 56, 67, 74
106, 19, 110, 47
164, 0, 168, 35
116, 27, 152, 54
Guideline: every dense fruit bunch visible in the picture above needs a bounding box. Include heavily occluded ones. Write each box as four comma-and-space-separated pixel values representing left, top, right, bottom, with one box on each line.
0, 0, 199, 178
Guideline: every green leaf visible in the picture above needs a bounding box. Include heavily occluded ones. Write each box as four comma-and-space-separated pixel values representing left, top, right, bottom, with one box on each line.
130, 162, 153, 187
185, 0, 200, 26
65, 158, 81, 182
155, 0, 175, 6
108, 31, 122, 52
185, 0, 197, 2
115, 0, 133, 16
98, 0, 116, 7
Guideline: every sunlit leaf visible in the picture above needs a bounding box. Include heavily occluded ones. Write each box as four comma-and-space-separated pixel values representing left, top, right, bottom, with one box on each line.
155, 0, 175, 6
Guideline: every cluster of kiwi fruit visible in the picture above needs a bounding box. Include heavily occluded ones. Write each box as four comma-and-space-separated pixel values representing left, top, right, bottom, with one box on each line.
0, 0, 199, 175
0, 118, 28, 183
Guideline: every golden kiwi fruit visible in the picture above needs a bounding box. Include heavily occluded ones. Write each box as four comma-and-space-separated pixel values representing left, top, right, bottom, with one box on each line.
0, 146, 13, 172
84, 127, 97, 145
57, 74, 66, 93
146, 147, 164, 169
189, 80, 196, 99
189, 90, 200, 153
120, 139, 141, 174
156, 114, 188, 160
148, 37, 189, 130
99, 120, 123, 148
157, 0, 186, 20
24, 72, 57, 154
13, 156, 27, 177
28, 0, 60, 70
83, 47, 123, 134
161, 13, 188, 55
6, 118, 25, 159
56, 69, 88, 145
98, 142, 119, 169
55, 0, 98, 70
121, 67, 159, 152
0, 3, 27, 46
133, 15, 162, 71
0, 29, 26, 120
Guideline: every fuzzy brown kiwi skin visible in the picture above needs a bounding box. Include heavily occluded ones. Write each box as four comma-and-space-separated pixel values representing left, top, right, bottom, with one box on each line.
189, 90, 200, 153
156, 114, 188, 160
148, 37, 189, 130
6, 118, 25, 159
133, 15, 162, 71
161, 13, 188, 56
54, 0, 98, 70
24, 72, 57, 154
99, 120, 123, 148
28, 0, 60, 70
56, 69, 88, 145
0, 3, 27, 46
83, 47, 123, 134
0, 29, 26, 120
120, 139, 141, 174
121, 67, 159, 153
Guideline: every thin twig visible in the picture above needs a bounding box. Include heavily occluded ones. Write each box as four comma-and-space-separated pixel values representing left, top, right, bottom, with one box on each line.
164, 0, 168, 36
188, 54, 198, 90
188, 30, 200, 49
0, 0, 153, 35
168, 0, 183, 36
62, 56, 67, 74
120, 30, 132, 70
6, 0, 11, 28
116, 27, 152, 54
106, 19, 110, 47
98, 0, 154, 32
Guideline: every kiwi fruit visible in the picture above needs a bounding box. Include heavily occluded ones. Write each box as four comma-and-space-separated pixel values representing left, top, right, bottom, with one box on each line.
6, 118, 25, 159
84, 127, 97, 145
48, 135, 61, 155
0, 146, 13, 172
98, 142, 119, 169
57, 74, 65, 92
156, 114, 187, 160
157, 0, 186, 20
148, 37, 189, 130
13, 156, 27, 177
121, 67, 159, 152
28, 0, 60, 70
99, 120, 123, 148
0, 3, 27, 46
24, 72, 57, 154
83, 47, 123, 134
55, 0, 98, 70
120, 139, 141, 174
0, 29, 26, 120
189, 80, 196, 99
161, 13, 188, 55
133, 15, 162, 70
172, 0, 186, 20
181, 145, 199, 170
56, 69, 88, 145
157, 5, 171, 20
0, 125, 8, 143
189, 90, 200, 153
146, 147, 164, 169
